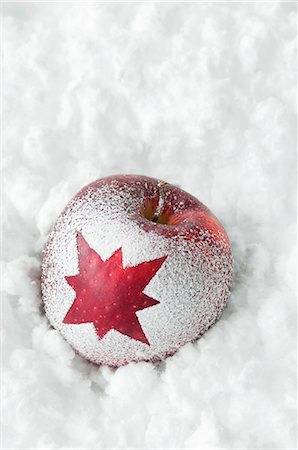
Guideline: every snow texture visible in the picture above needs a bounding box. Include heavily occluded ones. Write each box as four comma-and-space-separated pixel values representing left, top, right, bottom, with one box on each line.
2, 2, 297, 449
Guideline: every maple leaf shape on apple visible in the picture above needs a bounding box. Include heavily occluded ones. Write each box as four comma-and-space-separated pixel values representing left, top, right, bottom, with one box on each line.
63, 232, 167, 345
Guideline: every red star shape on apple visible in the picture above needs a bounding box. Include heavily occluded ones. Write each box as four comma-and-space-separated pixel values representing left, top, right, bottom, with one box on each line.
63, 232, 167, 345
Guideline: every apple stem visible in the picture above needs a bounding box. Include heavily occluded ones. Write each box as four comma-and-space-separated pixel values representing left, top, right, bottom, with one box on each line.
153, 181, 168, 223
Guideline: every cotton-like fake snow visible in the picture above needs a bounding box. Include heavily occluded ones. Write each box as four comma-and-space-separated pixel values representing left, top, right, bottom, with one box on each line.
2, 2, 296, 449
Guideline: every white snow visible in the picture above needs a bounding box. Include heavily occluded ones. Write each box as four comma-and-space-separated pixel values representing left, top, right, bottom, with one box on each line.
2, 2, 296, 449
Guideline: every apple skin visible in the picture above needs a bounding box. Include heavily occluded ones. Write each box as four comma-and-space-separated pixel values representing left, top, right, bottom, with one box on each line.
41, 175, 233, 366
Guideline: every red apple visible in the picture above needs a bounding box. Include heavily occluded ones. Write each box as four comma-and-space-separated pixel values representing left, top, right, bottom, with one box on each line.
41, 175, 232, 366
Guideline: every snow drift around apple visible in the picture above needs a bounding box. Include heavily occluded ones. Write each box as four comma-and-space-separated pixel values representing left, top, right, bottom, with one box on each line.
41, 175, 233, 366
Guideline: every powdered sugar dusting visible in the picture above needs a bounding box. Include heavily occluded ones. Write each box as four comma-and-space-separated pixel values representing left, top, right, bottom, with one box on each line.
41, 175, 232, 366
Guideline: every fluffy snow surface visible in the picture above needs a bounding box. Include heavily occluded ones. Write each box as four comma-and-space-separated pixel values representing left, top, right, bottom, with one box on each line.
2, 2, 297, 449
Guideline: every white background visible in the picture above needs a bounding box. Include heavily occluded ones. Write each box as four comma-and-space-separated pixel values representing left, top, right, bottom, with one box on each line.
2, 1, 297, 449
